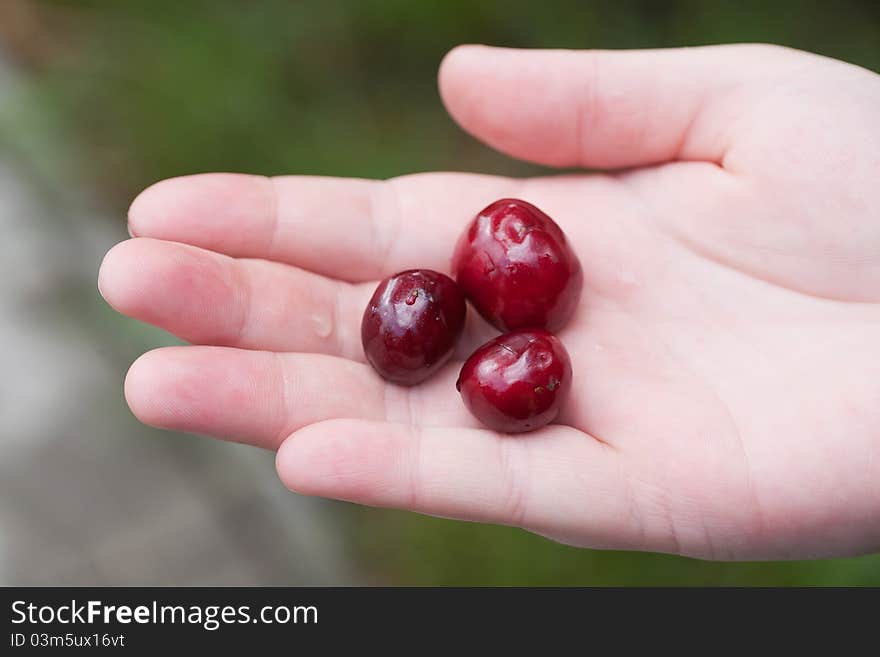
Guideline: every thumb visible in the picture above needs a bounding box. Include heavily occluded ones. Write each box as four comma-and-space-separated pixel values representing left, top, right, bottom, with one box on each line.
438, 43, 807, 169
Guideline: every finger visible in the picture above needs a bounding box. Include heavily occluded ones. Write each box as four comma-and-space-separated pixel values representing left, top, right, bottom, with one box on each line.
128, 172, 518, 282
99, 237, 497, 359
276, 419, 644, 550
124, 347, 478, 450
125, 347, 380, 450
99, 237, 370, 360
438, 43, 809, 169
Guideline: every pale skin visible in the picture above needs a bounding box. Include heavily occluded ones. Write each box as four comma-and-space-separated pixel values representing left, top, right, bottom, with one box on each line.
98, 44, 880, 560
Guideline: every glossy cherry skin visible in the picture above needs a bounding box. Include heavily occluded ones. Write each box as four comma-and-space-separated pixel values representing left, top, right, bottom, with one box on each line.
362, 269, 466, 386
456, 329, 572, 433
452, 198, 583, 332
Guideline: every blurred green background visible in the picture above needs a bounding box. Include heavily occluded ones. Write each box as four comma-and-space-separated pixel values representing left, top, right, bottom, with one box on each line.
2, 0, 879, 585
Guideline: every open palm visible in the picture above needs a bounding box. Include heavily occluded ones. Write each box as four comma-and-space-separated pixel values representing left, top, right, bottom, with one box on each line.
99, 44, 880, 559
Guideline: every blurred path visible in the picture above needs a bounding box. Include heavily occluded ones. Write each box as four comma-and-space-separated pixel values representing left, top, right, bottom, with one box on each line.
0, 48, 358, 585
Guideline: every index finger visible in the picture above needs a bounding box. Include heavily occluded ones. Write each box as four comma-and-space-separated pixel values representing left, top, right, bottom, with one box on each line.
128, 172, 518, 282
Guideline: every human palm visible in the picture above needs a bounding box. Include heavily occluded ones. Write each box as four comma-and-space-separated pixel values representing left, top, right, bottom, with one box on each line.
99, 44, 880, 559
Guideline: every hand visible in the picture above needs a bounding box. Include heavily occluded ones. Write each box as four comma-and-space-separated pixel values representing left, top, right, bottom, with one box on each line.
98, 44, 880, 560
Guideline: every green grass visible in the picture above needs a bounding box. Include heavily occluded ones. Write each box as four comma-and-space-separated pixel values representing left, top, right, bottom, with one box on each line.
354, 509, 880, 586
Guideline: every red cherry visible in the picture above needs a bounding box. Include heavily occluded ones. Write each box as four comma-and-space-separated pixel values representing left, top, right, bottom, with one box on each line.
456, 329, 572, 433
452, 198, 583, 332
361, 269, 466, 385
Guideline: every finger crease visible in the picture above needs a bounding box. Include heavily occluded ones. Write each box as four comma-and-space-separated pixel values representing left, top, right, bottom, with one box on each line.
272, 352, 293, 448
331, 282, 347, 358
498, 439, 532, 528
370, 179, 402, 277
265, 176, 283, 259
233, 262, 255, 345
406, 424, 424, 511
672, 102, 705, 163
404, 384, 419, 427
576, 51, 601, 166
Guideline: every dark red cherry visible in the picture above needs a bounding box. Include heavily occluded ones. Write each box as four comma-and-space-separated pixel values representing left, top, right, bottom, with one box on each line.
362, 269, 466, 385
456, 329, 572, 433
452, 198, 583, 332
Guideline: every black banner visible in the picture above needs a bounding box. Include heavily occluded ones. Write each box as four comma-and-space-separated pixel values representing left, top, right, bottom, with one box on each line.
1, 587, 876, 649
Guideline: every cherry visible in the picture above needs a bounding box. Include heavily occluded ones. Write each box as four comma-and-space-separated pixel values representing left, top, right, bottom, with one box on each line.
361, 269, 466, 385
456, 329, 572, 433
452, 198, 583, 332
